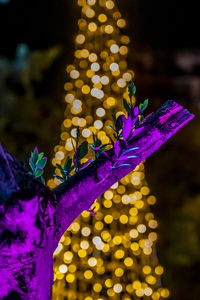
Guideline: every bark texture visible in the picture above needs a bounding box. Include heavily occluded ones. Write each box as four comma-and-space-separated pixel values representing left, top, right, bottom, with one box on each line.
0, 100, 194, 300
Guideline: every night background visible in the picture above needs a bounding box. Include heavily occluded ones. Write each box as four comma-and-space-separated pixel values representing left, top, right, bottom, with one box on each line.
0, 1, 200, 299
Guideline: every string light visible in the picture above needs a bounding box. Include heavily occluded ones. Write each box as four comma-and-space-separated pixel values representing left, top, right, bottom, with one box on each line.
51, 0, 169, 299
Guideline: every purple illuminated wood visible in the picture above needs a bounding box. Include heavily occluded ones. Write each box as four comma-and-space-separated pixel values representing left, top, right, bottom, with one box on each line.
0, 100, 194, 300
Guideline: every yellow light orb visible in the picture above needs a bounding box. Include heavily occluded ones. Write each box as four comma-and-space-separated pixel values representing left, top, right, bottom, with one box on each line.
88, 22, 97, 32
75, 49, 82, 58
81, 49, 89, 58
92, 75, 101, 84
86, 70, 94, 79
106, 1, 115, 9
119, 45, 128, 55
119, 60, 128, 69
105, 279, 113, 288
113, 284, 122, 293
64, 82, 73, 91
75, 34, 85, 44
93, 283, 102, 292
129, 229, 139, 238
148, 220, 158, 229
132, 280, 141, 290
87, 0, 96, 5
82, 128, 91, 138
66, 274, 75, 283
143, 265, 151, 275
63, 119, 72, 128
78, 249, 87, 257
78, 18, 87, 31
55, 151, 64, 161
161, 289, 170, 298
98, 13, 107, 23
85, 8, 95, 18
66, 64, 75, 73
124, 257, 133, 267
123, 72, 132, 81
96, 107, 105, 117
71, 128, 78, 138
144, 287, 153, 296
70, 69, 80, 79
104, 190, 113, 200
115, 268, 124, 277
82, 85, 91, 94
95, 221, 104, 231
80, 240, 89, 249
64, 251, 73, 262
110, 44, 119, 53
136, 288, 144, 297
146, 275, 157, 285
104, 214, 113, 224
100, 75, 109, 85
117, 18, 126, 28
155, 265, 164, 275
88, 257, 97, 267
105, 25, 114, 34
119, 215, 128, 224
91, 62, 100, 71
113, 236, 122, 245
79, 60, 88, 69
91, 88, 104, 99
110, 62, 119, 71
114, 249, 125, 259
147, 195, 157, 205
59, 264, 68, 274
78, 118, 86, 127
121, 35, 130, 44
113, 11, 121, 20
131, 242, 139, 251
71, 222, 80, 232
117, 78, 126, 88
75, 79, 84, 88
89, 53, 97, 62
137, 224, 147, 233
81, 227, 91, 236
94, 120, 103, 129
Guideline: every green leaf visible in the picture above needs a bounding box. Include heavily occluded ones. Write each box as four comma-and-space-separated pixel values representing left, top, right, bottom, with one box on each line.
128, 82, 136, 99
64, 157, 72, 172
77, 141, 88, 159
141, 99, 148, 112
40, 176, 45, 184
116, 115, 123, 132
112, 113, 116, 125
31, 149, 38, 166
36, 152, 44, 163
139, 103, 143, 111
35, 169, 44, 178
36, 158, 47, 169
123, 99, 131, 114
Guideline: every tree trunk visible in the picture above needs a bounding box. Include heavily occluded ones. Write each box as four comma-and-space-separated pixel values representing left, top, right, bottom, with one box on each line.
0, 100, 194, 300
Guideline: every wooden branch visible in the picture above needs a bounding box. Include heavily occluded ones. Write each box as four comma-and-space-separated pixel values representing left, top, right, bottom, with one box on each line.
0, 100, 194, 300
52, 100, 194, 246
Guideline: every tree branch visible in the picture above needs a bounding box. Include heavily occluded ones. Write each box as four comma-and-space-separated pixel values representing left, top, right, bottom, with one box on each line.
52, 100, 194, 246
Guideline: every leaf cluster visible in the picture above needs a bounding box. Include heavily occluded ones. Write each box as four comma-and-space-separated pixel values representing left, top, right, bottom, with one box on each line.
29, 147, 47, 184
53, 128, 92, 182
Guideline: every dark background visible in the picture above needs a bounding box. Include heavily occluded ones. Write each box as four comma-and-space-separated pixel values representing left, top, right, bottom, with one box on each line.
0, 1, 200, 299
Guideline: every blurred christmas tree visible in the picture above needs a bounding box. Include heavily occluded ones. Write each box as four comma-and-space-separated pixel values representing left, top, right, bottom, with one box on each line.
50, 0, 169, 299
